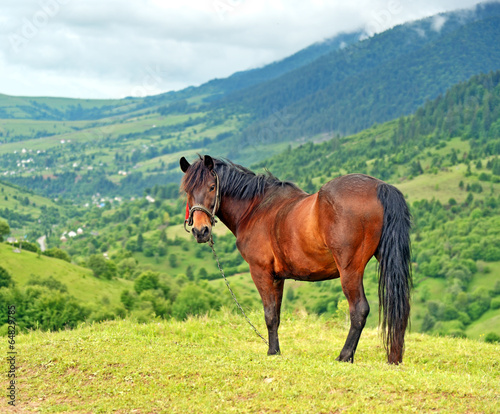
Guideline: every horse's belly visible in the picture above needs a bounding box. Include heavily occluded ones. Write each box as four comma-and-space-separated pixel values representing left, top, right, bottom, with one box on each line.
275, 251, 339, 282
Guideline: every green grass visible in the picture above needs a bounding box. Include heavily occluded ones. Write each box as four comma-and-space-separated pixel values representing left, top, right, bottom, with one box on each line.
0, 181, 58, 217
466, 309, 500, 339
397, 164, 499, 205
0, 118, 91, 138
0, 93, 129, 118
0, 243, 133, 307
12, 311, 500, 413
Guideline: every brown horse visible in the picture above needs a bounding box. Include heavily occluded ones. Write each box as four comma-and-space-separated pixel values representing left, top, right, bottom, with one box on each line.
180, 155, 412, 364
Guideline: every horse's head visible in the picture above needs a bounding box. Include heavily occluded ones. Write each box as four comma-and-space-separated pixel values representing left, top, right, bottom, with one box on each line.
180, 155, 220, 243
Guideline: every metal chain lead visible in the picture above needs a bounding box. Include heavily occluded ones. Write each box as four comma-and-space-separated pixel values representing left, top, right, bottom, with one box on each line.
209, 239, 269, 346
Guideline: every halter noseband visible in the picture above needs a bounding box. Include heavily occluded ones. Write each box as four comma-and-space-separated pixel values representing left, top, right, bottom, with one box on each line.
184, 170, 221, 233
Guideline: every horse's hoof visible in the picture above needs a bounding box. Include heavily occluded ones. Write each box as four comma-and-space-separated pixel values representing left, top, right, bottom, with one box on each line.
336, 355, 354, 363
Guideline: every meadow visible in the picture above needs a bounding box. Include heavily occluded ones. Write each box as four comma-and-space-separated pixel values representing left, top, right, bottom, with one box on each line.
9, 310, 500, 413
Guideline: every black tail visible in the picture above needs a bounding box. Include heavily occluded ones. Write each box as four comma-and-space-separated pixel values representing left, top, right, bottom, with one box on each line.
376, 183, 412, 364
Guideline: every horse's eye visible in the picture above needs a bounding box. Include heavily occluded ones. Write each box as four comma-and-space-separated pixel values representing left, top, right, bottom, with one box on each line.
210, 185, 215, 192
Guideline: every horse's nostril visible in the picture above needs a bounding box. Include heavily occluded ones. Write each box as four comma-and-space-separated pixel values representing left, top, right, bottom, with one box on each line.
192, 226, 210, 240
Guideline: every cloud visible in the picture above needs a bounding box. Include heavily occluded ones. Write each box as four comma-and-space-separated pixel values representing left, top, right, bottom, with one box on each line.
431, 15, 448, 31
0, 0, 487, 99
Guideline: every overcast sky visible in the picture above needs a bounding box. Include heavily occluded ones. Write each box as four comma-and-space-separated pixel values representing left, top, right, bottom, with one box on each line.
0, 0, 487, 99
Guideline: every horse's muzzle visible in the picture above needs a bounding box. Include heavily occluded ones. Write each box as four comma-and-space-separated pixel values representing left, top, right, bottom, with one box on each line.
192, 226, 211, 243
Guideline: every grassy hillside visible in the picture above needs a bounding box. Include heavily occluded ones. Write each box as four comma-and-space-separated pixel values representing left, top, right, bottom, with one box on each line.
12, 311, 500, 413
0, 180, 58, 215
0, 243, 132, 307
0, 93, 133, 120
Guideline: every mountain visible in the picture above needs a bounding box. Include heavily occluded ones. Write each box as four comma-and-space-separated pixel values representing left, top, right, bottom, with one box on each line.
0, 179, 65, 237
0, 93, 140, 121
218, 2, 500, 142
199, 31, 364, 99
253, 70, 500, 187
0, 31, 362, 122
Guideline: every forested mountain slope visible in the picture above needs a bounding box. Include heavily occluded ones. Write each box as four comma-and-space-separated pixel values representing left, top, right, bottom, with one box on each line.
226, 3, 500, 142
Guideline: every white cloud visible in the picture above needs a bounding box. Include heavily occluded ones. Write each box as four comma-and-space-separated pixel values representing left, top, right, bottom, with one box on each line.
0, 0, 487, 99
431, 15, 448, 31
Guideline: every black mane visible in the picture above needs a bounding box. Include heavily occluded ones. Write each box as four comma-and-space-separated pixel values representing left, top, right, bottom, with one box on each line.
181, 156, 301, 199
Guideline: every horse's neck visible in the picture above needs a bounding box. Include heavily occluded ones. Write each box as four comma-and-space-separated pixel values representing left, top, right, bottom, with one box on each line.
217, 196, 257, 236
217, 186, 304, 236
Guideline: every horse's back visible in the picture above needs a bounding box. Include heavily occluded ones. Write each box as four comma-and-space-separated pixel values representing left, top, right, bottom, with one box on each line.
319, 173, 380, 197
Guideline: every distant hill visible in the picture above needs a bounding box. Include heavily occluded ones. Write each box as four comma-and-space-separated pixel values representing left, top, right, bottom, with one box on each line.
0, 179, 65, 238
254, 69, 500, 186
0, 243, 131, 305
0, 93, 138, 121
0, 31, 362, 121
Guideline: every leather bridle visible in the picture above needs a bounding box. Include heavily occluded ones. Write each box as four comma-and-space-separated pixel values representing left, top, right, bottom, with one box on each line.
184, 170, 221, 233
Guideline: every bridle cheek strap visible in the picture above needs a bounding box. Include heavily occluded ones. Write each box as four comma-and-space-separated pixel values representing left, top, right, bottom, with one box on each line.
184, 171, 220, 233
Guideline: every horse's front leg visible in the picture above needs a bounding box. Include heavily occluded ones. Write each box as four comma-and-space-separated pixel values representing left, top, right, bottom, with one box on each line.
250, 266, 284, 355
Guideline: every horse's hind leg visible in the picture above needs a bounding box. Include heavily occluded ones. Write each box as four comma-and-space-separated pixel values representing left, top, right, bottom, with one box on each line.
336, 268, 370, 363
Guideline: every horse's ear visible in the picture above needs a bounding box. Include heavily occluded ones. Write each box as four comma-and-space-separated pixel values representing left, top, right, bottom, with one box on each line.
203, 155, 214, 171
180, 157, 190, 173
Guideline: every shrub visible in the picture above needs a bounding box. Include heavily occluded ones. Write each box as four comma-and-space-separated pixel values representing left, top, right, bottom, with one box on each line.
490, 281, 500, 297
172, 284, 221, 320
27, 275, 68, 293
490, 297, 500, 310
169, 254, 178, 268
9, 241, 39, 253
0, 266, 14, 288
43, 248, 71, 262
23, 287, 90, 331
484, 332, 500, 343
120, 290, 136, 311
87, 255, 116, 279
134, 272, 159, 294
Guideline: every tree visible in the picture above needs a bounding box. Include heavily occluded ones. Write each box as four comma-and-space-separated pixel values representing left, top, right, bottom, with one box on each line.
421, 313, 435, 332
120, 290, 136, 311
0, 220, 10, 242
117, 258, 137, 279
137, 233, 144, 252
134, 272, 159, 294
87, 255, 116, 280
198, 267, 208, 280
0, 266, 14, 288
172, 284, 220, 320
186, 265, 194, 281
169, 254, 178, 268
